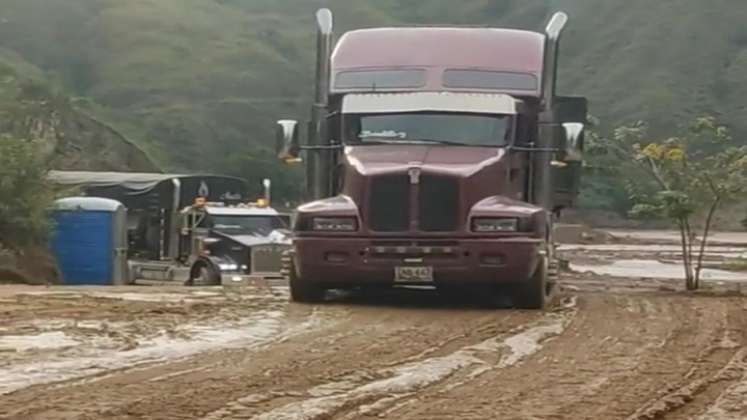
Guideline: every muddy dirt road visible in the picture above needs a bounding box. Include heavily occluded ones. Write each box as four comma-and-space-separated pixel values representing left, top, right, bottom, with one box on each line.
2, 233, 747, 419
1, 282, 746, 420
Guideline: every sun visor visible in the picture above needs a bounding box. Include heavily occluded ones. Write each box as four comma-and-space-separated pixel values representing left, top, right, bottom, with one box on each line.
342, 92, 519, 115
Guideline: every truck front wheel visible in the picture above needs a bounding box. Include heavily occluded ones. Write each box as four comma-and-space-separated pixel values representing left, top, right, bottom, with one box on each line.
288, 258, 325, 303
189, 263, 220, 286
515, 255, 550, 310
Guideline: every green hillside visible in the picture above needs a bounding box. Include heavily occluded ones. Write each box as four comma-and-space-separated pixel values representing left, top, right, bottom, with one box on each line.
0, 0, 745, 203
0, 49, 155, 171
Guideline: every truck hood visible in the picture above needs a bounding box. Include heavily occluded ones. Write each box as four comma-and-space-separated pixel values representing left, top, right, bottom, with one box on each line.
344, 145, 507, 176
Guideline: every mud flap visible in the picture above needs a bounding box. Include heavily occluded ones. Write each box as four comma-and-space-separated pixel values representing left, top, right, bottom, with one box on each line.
515, 255, 550, 310
288, 257, 326, 303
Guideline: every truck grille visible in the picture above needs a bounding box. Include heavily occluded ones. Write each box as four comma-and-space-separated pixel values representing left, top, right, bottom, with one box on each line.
419, 175, 459, 232
369, 175, 410, 232
251, 244, 291, 275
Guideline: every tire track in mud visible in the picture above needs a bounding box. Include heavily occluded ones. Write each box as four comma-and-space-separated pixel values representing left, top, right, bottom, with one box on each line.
698, 357, 747, 420
200, 298, 578, 420
3, 285, 746, 420
378, 294, 744, 420
0, 291, 542, 420
625, 301, 747, 420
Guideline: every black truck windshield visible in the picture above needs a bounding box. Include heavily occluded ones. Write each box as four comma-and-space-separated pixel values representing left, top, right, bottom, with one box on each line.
210, 215, 287, 236
346, 113, 512, 147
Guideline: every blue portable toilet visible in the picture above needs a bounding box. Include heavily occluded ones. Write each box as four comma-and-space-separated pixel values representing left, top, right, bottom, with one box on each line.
51, 197, 128, 285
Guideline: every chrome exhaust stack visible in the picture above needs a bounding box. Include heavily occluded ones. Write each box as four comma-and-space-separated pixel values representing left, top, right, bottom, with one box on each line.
307, 8, 335, 201
542, 12, 568, 111
314, 9, 333, 109
533, 12, 569, 212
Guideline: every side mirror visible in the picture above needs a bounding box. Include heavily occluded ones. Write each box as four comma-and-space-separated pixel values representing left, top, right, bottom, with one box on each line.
562, 122, 584, 162
276, 120, 301, 163
554, 96, 587, 163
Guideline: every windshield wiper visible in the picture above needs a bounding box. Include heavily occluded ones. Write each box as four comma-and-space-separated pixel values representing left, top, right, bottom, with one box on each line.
359, 137, 468, 146
358, 138, 408, 144
406, 138, 467, 146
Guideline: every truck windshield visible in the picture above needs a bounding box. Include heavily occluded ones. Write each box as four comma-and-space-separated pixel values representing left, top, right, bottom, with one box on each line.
346, 112, 512, 147
210, 215, 288, 236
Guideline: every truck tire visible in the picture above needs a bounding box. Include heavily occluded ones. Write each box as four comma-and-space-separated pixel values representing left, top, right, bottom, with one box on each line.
515, 255, 550, 310
189, 263, 220, 286
288, 258, 325, 303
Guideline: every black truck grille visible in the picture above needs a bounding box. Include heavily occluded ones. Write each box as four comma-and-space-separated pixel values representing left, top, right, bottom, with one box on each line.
369, 175, 410, 232
367, 174, 460, 232
419, 175, 459, 232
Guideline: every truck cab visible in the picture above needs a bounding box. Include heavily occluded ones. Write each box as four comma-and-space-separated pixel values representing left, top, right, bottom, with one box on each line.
182, 203, 291, 283
276, 10, 587, 308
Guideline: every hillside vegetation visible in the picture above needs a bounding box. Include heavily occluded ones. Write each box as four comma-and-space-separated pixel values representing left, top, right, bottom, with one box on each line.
0, 54, 155, 171
0, 0, 745, 206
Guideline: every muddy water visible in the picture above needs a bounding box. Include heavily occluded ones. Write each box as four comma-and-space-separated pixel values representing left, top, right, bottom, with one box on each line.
572, 259, 747, 282
560, 244, 747, 256
0, 311, 290, 394
606, 230, 747, 245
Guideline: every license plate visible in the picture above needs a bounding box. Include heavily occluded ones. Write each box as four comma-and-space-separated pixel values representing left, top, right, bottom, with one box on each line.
395, 266, 434, 283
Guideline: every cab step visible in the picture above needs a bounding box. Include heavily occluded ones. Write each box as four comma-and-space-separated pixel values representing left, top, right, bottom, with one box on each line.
132, 278, 187, 287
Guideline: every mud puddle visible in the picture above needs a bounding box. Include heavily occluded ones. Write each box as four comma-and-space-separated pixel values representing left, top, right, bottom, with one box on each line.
571, 260, 747, 282
606, 230, 747, 245
0, 285, 333, 395
0, 332, 79, 352
0, 310, 288, 394
560, 244, 747, 258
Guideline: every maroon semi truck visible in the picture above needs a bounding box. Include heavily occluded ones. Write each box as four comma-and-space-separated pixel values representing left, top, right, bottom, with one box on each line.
276, 9, 587, 309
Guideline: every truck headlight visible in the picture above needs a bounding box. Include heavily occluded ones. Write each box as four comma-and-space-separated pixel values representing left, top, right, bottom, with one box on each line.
472, 217, 519, 233
312, 217, 358, 232
219, 263, 239, 271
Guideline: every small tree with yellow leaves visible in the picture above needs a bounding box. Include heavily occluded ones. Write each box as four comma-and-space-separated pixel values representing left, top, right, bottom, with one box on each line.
603, 117, 747, 290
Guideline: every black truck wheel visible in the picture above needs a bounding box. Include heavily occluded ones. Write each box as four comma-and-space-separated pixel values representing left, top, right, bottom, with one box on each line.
288, 258, 325, 303
189, 263, 220, 286
515, 255, 550, 310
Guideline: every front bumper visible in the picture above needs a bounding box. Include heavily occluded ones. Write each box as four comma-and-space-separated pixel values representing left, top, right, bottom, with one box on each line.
220, 273, 285, 288
294, 237, 543, 287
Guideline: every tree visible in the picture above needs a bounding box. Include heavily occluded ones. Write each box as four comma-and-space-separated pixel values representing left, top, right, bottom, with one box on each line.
578, 116, 634, 213
0, 135, 55, 249
601, 117, 747, 290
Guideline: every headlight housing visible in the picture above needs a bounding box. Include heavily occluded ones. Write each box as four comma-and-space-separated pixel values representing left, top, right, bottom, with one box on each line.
218, 263, 239, 272
312, 217, 358, 232
471, 217, 520, 233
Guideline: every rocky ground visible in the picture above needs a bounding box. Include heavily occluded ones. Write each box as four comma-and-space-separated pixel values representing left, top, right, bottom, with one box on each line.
1, 230, 747, 420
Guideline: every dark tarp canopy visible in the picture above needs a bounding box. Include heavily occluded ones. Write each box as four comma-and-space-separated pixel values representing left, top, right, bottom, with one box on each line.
48, 171, 251, 209
49, 171, 253, 260
49, 171, 189, 194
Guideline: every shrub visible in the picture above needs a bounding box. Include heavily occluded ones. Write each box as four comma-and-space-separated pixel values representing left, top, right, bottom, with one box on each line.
0, 135, 55, 249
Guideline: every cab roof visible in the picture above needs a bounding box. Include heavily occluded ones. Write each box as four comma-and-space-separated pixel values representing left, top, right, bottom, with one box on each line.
331, 27, 545, 97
